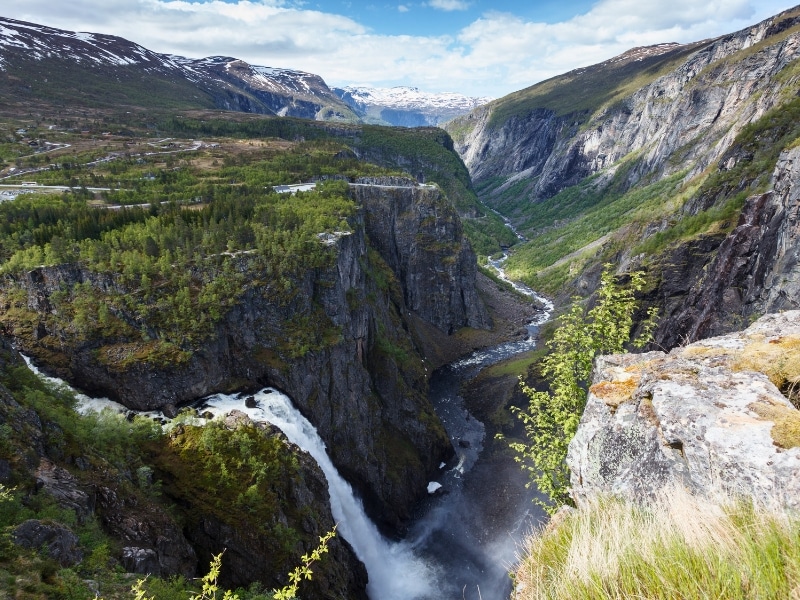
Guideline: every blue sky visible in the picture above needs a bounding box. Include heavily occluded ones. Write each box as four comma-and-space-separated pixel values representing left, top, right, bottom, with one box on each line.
2, 0, 796, 98
329, 1, 599, 36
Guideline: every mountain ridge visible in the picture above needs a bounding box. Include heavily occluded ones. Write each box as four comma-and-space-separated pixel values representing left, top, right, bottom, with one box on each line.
334, 85, 492, 126
0, 16, 358, 121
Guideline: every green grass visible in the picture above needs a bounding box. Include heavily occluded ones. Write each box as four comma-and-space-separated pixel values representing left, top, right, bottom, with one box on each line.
503, 170, 687, 294
515, 490, 800, 600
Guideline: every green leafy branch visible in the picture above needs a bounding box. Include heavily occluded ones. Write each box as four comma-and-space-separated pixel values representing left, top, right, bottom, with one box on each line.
273, 527, 337, 600
507, 265, 657, 512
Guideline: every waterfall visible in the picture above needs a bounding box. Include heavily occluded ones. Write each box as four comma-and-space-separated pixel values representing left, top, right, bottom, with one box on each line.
199, 389, 437, 600
19, 355, 437, 598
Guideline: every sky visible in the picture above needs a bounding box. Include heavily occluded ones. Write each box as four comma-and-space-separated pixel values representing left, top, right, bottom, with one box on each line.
1, 0, 797, 98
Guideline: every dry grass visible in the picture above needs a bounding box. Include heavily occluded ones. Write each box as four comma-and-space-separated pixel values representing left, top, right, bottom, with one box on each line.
513, 487, 800, 600
732, 335, 800, 406
749, 399, 800, 449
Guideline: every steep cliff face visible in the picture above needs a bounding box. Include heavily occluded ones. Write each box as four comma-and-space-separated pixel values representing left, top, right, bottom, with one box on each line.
449, 10, 800, 205
351, 178, 489, 333
2, 181, 486, 531
650, 145, 800, 347
568, 312, 800, 509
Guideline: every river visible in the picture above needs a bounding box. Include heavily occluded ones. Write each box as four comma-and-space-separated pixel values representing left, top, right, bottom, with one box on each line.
400, 254, 552, 599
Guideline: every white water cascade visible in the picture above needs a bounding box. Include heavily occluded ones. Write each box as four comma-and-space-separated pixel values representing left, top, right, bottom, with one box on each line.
20, 352, 438, 600
199, 389, 437, 600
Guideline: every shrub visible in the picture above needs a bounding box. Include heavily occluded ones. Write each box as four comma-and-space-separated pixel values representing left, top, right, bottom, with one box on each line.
507, 266, 656, 511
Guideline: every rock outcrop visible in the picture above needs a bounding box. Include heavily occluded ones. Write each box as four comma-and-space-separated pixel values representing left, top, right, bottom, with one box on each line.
652, 145, 800, 347
351, 178, 489, 333
568, 311, 800, 509
12, 520, 83, 566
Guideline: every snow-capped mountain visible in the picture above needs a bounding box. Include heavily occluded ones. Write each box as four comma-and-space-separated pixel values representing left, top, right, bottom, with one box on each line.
334, 85, 493, 127
0, 16, 358, 122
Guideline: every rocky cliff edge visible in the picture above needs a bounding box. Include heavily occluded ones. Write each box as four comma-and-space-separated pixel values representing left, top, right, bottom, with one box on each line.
568, 311, 800, 509
1, 178, 487, 532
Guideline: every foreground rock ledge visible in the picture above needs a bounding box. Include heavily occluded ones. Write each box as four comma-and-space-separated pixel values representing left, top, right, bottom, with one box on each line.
568, 310, 800, 509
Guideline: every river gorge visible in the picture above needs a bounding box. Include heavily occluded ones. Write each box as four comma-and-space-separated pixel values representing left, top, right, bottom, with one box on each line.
20, 245, 551, 599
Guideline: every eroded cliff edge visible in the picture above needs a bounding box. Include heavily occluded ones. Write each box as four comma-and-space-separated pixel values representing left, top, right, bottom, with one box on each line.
568, 311, 800, 509
448, 9, 800, 204
0, 178, 487, 533
645, 144, 800, 347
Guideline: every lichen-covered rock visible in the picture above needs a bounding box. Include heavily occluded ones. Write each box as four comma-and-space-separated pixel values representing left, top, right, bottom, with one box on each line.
568, 311, 800, 509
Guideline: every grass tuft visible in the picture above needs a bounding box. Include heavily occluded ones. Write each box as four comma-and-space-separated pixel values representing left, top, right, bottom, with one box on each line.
514, 488, 800, 600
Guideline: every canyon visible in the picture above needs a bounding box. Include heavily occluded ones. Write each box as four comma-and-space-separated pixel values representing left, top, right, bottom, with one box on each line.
1, 4, 800, 600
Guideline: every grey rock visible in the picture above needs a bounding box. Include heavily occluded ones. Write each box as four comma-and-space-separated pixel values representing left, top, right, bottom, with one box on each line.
0, 459, 11, 482
653, 146, 800, 346
121, 547, 160, 574
34, 458, 94, 523
96, 486, 197, 577
12, 519, 82, 566
568, 311, 800, 509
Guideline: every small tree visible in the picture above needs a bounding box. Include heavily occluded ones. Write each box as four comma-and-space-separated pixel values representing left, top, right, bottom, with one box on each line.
508, 266, 657, 512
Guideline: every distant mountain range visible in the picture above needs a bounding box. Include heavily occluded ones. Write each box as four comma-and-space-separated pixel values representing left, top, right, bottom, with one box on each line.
334, 85, 492, 126
0, 16, 487, 125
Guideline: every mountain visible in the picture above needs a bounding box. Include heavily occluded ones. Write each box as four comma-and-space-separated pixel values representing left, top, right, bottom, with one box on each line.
445, 5, 800, 345
0, 16, 358, 121
334, 85, 492, 127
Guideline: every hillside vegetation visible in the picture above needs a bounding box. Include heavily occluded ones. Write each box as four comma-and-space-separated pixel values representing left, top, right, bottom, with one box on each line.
0, 110, 505, 367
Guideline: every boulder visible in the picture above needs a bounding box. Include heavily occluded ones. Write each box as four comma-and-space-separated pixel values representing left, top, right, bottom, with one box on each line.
121, 547, 160, 574
12, 519, 82, 566
568, 311, 800, 509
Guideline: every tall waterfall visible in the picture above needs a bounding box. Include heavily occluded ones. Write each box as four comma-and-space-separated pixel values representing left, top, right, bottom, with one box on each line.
190, 389, 439, 600
20, 355, 437, 599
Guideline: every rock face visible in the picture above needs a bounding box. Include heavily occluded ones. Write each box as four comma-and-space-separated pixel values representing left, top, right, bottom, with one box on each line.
652, 145, 800, 347
3, 180, 485, 531
568, 311, 800, 509
12, 520, 83, 566
351, 179, 489, 333
448, 10, 800, 204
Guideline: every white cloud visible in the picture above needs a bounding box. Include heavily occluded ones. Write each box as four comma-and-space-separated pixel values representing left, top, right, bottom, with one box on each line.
398, 4, 410, 13
427, 0, 471, 11
1, 0, 796, 97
